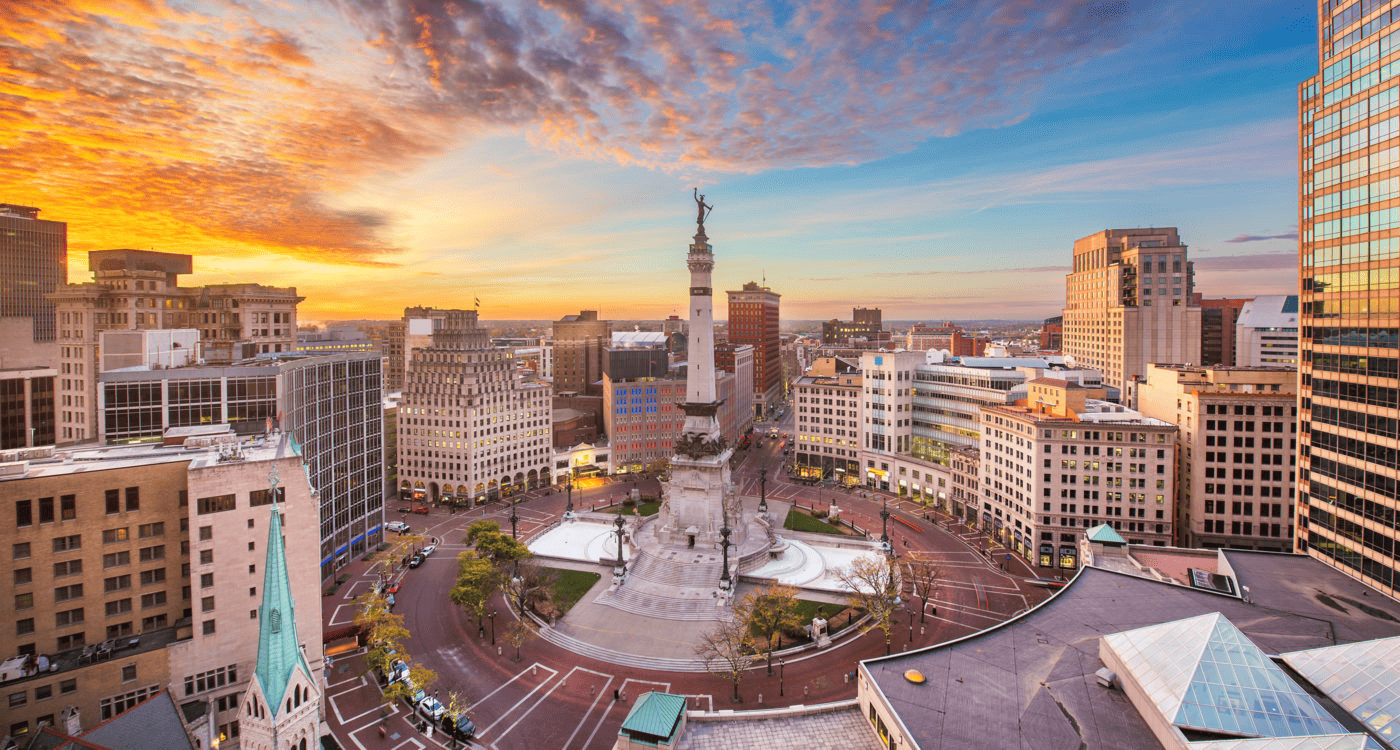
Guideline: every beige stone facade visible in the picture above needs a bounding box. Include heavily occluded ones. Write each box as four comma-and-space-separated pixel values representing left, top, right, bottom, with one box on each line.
792, 368, 862, 483
48, 250, 301, 444
980, 379, 1177, 569
1136, 364, 1297, 551
1062, 228, 1202, 393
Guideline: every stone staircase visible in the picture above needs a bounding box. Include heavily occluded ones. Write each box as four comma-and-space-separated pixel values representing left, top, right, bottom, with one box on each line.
535, 623, 713, 672
593, 548, 730, 622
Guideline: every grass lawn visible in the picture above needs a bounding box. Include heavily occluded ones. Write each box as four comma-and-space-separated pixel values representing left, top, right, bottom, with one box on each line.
782, 600, 862, 639
607, 501, 661, 516
782, 509, 850, 535
551, 569, 602, 614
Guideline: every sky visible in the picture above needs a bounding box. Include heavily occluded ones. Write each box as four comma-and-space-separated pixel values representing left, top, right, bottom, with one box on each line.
1, 0, 1316, 323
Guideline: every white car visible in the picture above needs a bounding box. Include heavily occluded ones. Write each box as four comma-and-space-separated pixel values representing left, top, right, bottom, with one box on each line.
420, 544, 436, 558
386, 521, 410, 533
417, 695, 446, 721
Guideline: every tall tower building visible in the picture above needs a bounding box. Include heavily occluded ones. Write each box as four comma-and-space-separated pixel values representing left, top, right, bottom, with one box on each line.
552, 310, 612, 395
0, 203, 67, 342
1298, 9, 1400, 599
726, 281, 781, 418
1062, 228, 1202, 393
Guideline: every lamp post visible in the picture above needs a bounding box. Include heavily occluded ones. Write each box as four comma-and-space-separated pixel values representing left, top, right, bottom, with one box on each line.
510, 500, 518, 540
566, 480, 574, 515
614, 514, 626, 575
758, 467, 768, 514
779, 658, 785, 697
488, 608, 497, 646
720, 525, 732, 590
880, 495, 891, 553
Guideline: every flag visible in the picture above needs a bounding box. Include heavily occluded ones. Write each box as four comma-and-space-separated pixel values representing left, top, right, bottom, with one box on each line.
474, 297, 481, 308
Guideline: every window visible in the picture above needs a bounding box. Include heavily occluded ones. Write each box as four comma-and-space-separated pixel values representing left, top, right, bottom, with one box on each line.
52, 535, 80, 552
202, 620, 216, 635
16, 499, 32, 527
103, 551, 130, 569
124, 487, 139, 512
105, 622, 133, 639
13, 542, 30, 559
104, 575, 131, 593
16, 618, 34, 636
38, 497, 54, 524
196, 495, 235, 515
8, 691, 25, 709
53, 559, 82, 577
15, 592, 34, 609
102, 528, 129, 544
14, 568, 31, 586
34, 685, 51, 701
141, 591, 166, 609
202, 596, 215, 612
55, 608, 84, 627
105, 599, 133, 616
105, 489, 120, 514
137, 523, 164, 538
140, 568, 166, 586
198, 526, 213, 541
60, 495, 75, 521
199, 549, 213, 565
54, 584, 82, 602
121, 665, 136, 682
138, 545, 164, 562
200, 573, 214, 588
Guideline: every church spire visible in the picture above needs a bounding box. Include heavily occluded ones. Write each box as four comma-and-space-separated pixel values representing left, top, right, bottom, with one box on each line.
254, 467, 311, 716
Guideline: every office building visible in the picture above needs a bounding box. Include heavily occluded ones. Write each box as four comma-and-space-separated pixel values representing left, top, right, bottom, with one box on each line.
1136, 364, 1297, 551
2, 367, 56, 449
397, 309, 552, 505
98, 352, 387, 579
552, 310, 612, 395
792, 359, 862, 484
1038, 316, 1062, 351
906, 322, 990, 357
294, 324, 375, 355
1235, 294, 1300, 366
605, 363, 748, 472
0, 432, 323, 743
1062, 228, 1202, 392
726, 282, 782, 418
1198, 297, 1249, 366
1, 203, 67, 343
48, 250, 302, 444
821, 307, 890, 347
1298, 8, 1400, 599
980, 378, 1177, 568
712, 342, 754, 435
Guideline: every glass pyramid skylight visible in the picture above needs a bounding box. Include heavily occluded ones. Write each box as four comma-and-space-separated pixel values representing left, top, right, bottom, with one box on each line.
1282, 635, 1400, 748
1103, 613, 1350, 740
1186, 735, 1386, 750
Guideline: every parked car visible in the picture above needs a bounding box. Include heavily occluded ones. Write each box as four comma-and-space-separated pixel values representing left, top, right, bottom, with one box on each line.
388, 662, 411, 686
441, 712, 477, 741
417, 695, 446, 721
411, 505, 430, 515
408, 554, 424, 569
420, 544, 437, 558
385, 593, 396, 610
386, 521, 410, 533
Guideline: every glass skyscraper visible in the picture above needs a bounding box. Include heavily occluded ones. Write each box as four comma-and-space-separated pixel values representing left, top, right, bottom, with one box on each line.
1298, 0, 1400, 599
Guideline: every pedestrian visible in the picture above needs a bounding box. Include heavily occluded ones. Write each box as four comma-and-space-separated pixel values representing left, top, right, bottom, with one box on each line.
613, 688, 620, 701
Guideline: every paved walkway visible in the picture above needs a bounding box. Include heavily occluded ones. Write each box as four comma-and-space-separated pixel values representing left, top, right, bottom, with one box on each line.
677, 708, 885, 750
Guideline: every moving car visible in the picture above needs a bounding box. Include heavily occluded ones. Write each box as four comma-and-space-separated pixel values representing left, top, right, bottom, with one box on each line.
408, 553, 424, 569
420, 544, 436, 557
386, 521, 410, 533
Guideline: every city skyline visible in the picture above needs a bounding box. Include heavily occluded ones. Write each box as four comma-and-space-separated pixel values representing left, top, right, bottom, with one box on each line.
4, 1, 1312, 321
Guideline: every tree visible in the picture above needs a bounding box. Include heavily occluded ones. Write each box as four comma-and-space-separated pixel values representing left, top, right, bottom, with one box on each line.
905, 557, 941, 624
836, 553, 902, 655
503, 620, 536, 662
356, 592, 409, 682
515, 560, 560, 617
464, 520, 529, 565
695, 614, 755, 703
739, 584, 801, 675
369, 531, 427, 586
381, 661, 438, 710
449, 555, 501, 634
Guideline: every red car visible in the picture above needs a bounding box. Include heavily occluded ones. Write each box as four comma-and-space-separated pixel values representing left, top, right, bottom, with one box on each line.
411, 505, 430, 515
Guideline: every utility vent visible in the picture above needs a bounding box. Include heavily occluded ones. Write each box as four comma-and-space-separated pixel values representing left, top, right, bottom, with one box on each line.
1095, 667, 1116, 688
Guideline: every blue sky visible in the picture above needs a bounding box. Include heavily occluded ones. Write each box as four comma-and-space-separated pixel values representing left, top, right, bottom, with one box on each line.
1, 0, 1315, 321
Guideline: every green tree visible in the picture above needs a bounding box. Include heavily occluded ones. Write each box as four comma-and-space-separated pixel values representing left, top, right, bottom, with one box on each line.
837, 553, 902, 655
464, 520, 530, 564
450, 555, 501, 634
696, 614, 755, 703
356, 592, 408, 683
739, 584, 801, 675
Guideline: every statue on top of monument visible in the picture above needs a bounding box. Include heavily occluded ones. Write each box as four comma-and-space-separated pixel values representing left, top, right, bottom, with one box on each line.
693, 187, 713, 229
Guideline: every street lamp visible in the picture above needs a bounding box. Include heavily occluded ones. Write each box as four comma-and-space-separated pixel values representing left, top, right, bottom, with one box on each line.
489, 608, 497, 646
779, 658, 785, 697
510, 500, 518, 540
758, 467, 768, 514
566, 480, 574, 515
720, 525, 732, 590
613, 514, 626, 575
880, 495, 891, 553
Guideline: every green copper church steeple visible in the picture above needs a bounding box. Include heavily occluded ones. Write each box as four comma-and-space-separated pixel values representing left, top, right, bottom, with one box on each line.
254, 467, 312, 716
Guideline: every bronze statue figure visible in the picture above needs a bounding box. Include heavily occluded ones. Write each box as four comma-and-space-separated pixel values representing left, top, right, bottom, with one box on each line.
693, 187, 713, 228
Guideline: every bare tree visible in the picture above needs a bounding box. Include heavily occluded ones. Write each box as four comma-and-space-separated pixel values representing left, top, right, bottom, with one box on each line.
515, 560, 560, 617
905, 557, 942, 624
503, 620, 536, 662
695, 614, 755, 703
836, 553, 902, 655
